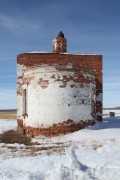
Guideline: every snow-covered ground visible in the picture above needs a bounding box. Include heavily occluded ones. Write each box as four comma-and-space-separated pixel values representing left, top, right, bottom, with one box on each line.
0, 117, 120, 180
103, 109, 120, 117
0, 119, 17, 134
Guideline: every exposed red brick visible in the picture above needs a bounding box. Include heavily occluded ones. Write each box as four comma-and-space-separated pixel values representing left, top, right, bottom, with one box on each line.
38, 78, 49, 89
17, 53, 102, 137
21, 120, 95, 137
17, 53, 102, 117
17, 119, 23, 127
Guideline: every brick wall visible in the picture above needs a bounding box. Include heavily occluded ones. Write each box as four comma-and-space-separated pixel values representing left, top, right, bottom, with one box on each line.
17, 53, 102, 121
17, 53, 102, 136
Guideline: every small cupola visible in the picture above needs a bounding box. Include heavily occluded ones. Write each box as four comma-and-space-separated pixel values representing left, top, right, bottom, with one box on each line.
52, 31, 67, 53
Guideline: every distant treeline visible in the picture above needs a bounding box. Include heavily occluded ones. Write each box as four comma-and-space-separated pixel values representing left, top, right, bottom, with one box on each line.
0, 109, 17, 112
0, 108, 120, 112
103, 107, 120, 110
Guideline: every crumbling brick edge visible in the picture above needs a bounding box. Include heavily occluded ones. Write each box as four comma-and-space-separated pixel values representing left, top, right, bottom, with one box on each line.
17, 119, 96, 137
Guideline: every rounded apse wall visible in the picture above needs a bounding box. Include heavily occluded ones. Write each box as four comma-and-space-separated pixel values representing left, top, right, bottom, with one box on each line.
18, 62, 96, 137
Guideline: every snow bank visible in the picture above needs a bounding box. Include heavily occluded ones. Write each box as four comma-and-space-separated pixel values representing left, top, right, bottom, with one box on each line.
0, 145, 120, 180
0, 120, 17, 134
0, 117, 120, 180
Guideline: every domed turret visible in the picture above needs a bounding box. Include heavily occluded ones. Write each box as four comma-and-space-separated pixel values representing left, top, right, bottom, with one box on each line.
52, 31, 67, 53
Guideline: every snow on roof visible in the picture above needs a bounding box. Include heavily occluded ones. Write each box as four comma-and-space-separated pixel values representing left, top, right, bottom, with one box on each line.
27, 52, 101, 55
60, 53, 100, 55
28, 51, 49, 53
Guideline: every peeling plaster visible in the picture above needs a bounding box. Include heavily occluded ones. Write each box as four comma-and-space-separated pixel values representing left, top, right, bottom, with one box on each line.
17, 64, 96, 129
96, 112, 102, 116
17, 53, 102, 136
96, 93, 102, 102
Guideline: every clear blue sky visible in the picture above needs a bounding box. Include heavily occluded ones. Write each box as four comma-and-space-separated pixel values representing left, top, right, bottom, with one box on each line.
0, 0, 120, 109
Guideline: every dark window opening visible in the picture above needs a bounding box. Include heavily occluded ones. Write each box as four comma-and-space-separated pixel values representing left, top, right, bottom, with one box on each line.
23, 89, 27, 115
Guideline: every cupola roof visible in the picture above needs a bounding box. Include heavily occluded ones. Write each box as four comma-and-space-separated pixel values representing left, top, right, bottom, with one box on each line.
58, 31, 64, 38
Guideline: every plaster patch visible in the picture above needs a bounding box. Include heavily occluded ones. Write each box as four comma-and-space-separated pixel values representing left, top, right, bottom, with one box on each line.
66, 63, 73, 69
17, 64, 25, 77
96, 93, 102, 102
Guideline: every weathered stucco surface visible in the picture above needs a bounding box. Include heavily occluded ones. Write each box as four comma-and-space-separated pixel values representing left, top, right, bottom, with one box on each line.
17, 53, 102, 136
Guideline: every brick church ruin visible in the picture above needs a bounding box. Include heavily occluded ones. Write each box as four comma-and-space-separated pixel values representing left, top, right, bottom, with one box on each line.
17, 31, 103, 137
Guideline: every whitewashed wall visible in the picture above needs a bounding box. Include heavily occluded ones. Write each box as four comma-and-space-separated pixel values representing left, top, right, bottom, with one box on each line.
17, 64, 96, 128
